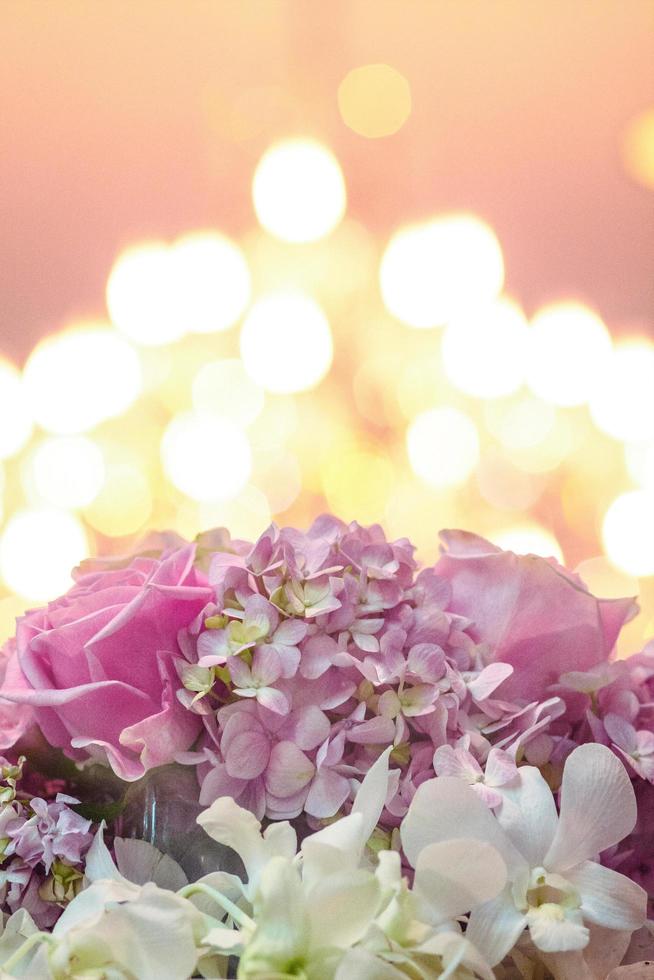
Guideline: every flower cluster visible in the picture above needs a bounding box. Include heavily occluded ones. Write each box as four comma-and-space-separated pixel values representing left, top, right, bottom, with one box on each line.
0, 515, 652, 978
0, 746, 652, 979
0, 756, 93, 929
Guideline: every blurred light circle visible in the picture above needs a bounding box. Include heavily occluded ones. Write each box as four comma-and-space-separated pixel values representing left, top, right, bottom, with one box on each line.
476, 453, 544, 511
0, 357, 33, 460
406, 407, 479, 489
442, 297, 529, 398
23, 325, 142, 434
0, 508, 88, 601
491, 524, 564, 564
575, 556, 639, 600
28, 436, 105, 509
589, 340, 654, 443
161, 412, 252, 502
525, 302, 612, 407
253, 451, 302, 514
338, 64, 411, 138
107, 243, 185, 346
84, 463, 152, 537
484, 395, 556, 451
625, 441, 654, 489
192, 359, 264, 427
379, 214, 504, 329
169, 232, 251, 334
252, 138, 346, 243
602, 490, 654, 578
240, 291, 333, 394
322, 448, 394, 524
622, 108, 654, 190
199, 485, 272, 541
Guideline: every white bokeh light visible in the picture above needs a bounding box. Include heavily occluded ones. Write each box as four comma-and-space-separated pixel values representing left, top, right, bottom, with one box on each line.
26, 436, 105, 509
161, 412, 252, 502
442, 297, 529, 398
106, 243, 185, 346
589, 339, 654, 443
240, 291, 333, 394
491, 524, 564, 563
0, 357, 33, 460
169, 232, 251, 334
252, 138, 346, 243
406, 407, 480, 489
625, 441, 654, 490
23, 325, 142, 434
603, 490, 654, 578
525, 302, 612, 407
0, 508, 88, 601
379, 214, 504, 329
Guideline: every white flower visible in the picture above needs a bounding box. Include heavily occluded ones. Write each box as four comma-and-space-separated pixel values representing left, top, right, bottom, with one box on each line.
402, 743, 648, 976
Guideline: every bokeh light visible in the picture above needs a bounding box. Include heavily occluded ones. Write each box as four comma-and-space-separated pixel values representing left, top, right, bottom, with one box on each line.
442, 297, 529, 398
484, 394, 556, 450
575, 556, 639, 600
84, 462, 152, 538
0, 357, 33, 460
23, 325, 142, 434
602, 490, 654, 578
589, 339, 654, 443
161, 412, 252, 502
240, 291, 333, 393
625, 441, 654, 489
169, 232, 251, 334
321, 447, 394, 524
622, 107, 654, 190
338, 64, 411, 138
106, 243, 185, 346
525, 302, 612, 407
25, 436, 105, 509
252, 138, 346, 243
379, 214, 504, 329
406, 407, 480, 489
192, 359, 265, 428
491, 524, 564, 564
0, 508, 88, 601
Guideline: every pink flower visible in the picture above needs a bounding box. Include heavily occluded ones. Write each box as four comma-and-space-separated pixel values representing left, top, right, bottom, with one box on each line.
605, 713, 654, 782
433, 744, 519, 807
0, 640, 34, 750
434, 530, 637, 702
0, 545, 213, 780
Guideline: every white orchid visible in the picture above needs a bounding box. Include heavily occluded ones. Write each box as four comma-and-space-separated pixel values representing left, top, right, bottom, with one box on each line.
402, 743, 648, 979
198, 746, 505, 979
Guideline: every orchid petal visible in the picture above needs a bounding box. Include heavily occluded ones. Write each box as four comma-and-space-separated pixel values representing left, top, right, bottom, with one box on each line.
565, 861, 647, 933
466, 889, 528, 966
414, 838, 507, 920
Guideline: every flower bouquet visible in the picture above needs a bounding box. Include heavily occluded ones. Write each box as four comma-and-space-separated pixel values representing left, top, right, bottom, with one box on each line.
0, 516, 652, 979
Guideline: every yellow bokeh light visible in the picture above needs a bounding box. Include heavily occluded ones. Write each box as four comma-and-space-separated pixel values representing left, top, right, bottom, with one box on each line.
0, 508, 88, 601
161, 412, 252, 503
321, 448, 394, 525
199, 485, 272, 542
25, 436, 105, 510
589, 339, 654, 443
491, 524, 564, 564
0, 357, 33, 460
476, 453, 544, 512
506, 413, 576, 474
484, 394, 556, 450
253, 451, 302, 514
106, 242, 185, 346
338, 64, 412, 138
622, 108, 654, 190
625, 441, 654, 489
379, 214, 504, 329
575, 556, 639, 600
168, 232, 251, 334
525, 302, 612, 407
252, 138, 346, 243
442, 297, 529, 398
603, 490, 654, 578
23, 324, 142, 435
240, 291, 333, 394
406, 407, 480, 489
0, 595, 30, 645
84, 462, 152, 537
192, 359, 264, 428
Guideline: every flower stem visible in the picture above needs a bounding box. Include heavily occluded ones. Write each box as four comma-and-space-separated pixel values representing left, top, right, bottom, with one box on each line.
178, 882, 255, 930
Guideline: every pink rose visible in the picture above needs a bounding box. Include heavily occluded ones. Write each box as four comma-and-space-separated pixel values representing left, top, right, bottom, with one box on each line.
434, 531, 637, 702
0, 545, 212, 780
0, 640, 35, 749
